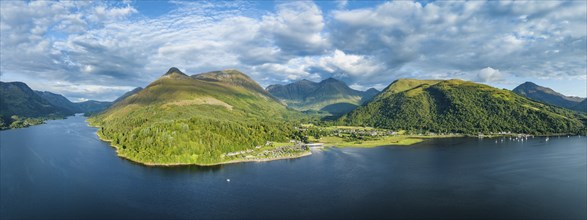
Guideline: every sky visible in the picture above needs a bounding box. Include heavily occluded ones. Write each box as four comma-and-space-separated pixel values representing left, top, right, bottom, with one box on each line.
1, 0, 586, 102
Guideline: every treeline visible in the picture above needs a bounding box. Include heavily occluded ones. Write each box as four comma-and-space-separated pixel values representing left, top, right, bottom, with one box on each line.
0, 115, 62, 130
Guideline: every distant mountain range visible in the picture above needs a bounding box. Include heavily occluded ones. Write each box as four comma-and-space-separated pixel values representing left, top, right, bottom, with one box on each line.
340, 79, 586, 134
266, 78, 379, 115
35, 91, 112, 114
0, 81, 139, 129
513, 82, 586, 112
4, 67, 585, 165
0, 68, 587, 138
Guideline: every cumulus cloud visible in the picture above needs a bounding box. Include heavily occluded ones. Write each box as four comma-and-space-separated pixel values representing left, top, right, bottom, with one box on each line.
318, 50, 382, 76
1, 0, 586, 100
476, 67, 505, 83
261, 1, 328, 56
330, 1, 587, 80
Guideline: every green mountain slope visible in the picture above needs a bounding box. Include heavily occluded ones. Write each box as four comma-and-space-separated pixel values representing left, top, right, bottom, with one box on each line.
0, 82, 71, 117
35, 91, 79, 113
192, 69, 272, 96
572, 99, 587, 112
89, 68, 303, 165
267, 78, 378, 115
0, 81, 72, 129
513, 82, 585, 110
266, 79, 318, 101
340, 79, 586, 135
36, 90, 113, 114
76, 100, 111, 113
112, 87, 142, 104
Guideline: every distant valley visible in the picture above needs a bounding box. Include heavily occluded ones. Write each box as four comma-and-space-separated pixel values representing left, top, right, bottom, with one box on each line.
266, 78, 379, 115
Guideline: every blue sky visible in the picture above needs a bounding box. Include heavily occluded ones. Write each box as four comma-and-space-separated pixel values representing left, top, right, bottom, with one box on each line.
1, 0, 586, 101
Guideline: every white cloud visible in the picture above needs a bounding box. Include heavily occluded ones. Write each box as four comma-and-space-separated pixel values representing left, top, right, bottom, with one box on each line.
261, 1, 328, 56
477, 67, 504, 82
1, 0, 585, 100
330, 1, 587, 80
337, 0, 348, 9
349, 83, 386, 91
318, 50, 383, 77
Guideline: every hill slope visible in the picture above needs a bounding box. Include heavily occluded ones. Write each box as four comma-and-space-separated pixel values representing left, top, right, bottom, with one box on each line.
0, 82, 72, 129
89, 68, 304, 165
112, 87, 143, 104
340, 79, 585, 135
267, 78, 378, 115
35, 91, 80, 113
76, 100, 112, 113
572, 99, 587, 112
513, 82, 585, 110
36, 90, 113, 114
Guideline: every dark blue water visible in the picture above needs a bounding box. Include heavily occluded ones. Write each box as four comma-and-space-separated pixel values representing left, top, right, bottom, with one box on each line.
1, 116, 586, 219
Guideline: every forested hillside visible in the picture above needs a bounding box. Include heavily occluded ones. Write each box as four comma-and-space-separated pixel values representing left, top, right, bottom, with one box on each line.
340, 79, 586, 135
0, 82, 71, 129
89, 68, 306, 165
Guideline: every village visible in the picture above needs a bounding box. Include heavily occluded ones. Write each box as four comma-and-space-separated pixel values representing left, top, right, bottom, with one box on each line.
223, 140, 313, 161
223, 124, 559, 160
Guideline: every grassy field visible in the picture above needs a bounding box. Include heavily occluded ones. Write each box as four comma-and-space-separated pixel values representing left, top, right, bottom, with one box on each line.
320, 125, 378, 131
309, 136, 424, 148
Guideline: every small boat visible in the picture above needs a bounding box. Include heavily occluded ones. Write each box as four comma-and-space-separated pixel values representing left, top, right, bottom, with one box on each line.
545, 137, 549, 142
227, 179, 231, 182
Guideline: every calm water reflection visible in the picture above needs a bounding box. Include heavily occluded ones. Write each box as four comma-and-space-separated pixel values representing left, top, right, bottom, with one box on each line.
1, 116, 586, 219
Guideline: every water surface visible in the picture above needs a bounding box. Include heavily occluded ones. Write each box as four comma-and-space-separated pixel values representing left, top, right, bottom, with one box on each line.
1, 116, 586, 219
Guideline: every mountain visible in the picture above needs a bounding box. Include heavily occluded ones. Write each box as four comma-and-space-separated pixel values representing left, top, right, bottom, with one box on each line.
266, 78, 379, 115
572, 99, 587, 112
35, 91, 79, 113
112, 87, 143, 104
266, 79, 318, 101
363, 88, 380, 100
0, 82, 72, 129
88, 68, 302, 165
36, 90, 113, 114
340, 79, 586, 135
193, 69, 271, 96
76, 100, 111, 113
0, 81, 146, 129
0, 81, 71, 117
513, 82, 585, 110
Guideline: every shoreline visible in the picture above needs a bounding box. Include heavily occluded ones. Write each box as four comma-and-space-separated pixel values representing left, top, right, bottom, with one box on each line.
139, 151, 312, 167
90, 122, 312, 167
87, 118, 582, 166
314, 133, 576, 149
315, 134, 467, 149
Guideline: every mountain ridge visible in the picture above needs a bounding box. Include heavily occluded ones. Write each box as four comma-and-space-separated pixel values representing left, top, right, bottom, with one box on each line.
89, 68, 304, 165
0, 81, 145, 129
340, 79, 586, 135
266, 78, 379, 115
513, 82, 585, 111
1, 81, 72, 129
